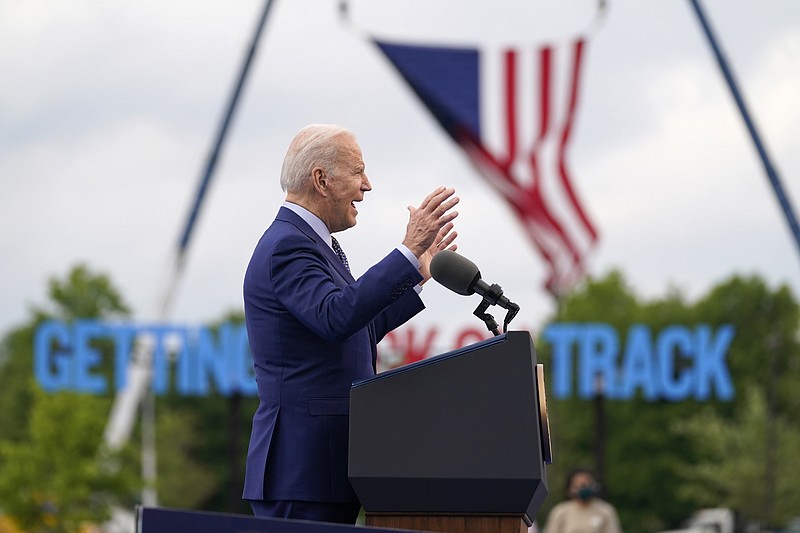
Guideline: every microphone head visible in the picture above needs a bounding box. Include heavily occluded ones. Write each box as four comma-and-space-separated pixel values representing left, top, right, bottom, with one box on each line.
430, 250, 481, 296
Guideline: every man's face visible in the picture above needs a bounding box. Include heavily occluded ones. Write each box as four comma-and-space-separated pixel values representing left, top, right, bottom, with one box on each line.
321, 135, 372, 233
569, 472, 596, 501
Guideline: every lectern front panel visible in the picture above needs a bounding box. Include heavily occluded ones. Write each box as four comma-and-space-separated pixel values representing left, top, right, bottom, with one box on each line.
349, 331, 549, 521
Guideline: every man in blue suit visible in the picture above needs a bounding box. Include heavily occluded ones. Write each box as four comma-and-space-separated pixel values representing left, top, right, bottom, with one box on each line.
243, 124, 459, 524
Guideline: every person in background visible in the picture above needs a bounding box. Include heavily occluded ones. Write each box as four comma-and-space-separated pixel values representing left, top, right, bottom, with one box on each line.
242, 124, 459, 524
544, 468, 622, 533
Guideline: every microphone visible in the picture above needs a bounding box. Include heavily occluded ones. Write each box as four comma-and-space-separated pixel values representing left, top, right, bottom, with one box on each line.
430, 250, 520, 317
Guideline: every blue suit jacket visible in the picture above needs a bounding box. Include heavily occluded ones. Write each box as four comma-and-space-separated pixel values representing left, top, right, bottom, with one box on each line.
242, 207, 425, 503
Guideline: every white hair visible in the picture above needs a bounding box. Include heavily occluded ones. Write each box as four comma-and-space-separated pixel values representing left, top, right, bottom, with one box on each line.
279, 124, 354, 193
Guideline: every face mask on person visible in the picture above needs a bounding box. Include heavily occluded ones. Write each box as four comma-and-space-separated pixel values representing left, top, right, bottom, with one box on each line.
575, 485, 595, 502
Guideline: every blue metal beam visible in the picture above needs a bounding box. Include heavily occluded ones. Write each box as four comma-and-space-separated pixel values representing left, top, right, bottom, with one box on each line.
689, 0, 800, 263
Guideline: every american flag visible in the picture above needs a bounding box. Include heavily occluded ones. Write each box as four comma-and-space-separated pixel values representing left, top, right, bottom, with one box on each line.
375, 38, 598, 297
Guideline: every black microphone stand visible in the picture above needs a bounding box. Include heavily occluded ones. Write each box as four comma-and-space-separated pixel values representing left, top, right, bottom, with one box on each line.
472, 283, 520, 336
473, 298, 501, 336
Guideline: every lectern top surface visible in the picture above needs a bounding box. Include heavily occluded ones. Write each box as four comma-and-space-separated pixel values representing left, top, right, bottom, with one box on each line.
351, 332, 514, 388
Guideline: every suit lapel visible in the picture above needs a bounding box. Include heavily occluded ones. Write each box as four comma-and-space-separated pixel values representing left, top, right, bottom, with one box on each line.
276, 207, 356, 283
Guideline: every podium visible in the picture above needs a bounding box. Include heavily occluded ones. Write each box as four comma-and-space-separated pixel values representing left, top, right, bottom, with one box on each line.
349, 331, 551, 533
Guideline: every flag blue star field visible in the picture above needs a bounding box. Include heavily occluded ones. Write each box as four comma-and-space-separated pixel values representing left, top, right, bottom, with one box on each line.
375, 38, 599, 296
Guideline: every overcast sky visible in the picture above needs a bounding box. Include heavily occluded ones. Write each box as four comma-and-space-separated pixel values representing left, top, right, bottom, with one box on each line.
2, 0, 799, 349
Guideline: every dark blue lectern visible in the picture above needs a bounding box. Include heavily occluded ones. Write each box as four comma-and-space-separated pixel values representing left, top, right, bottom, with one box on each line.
349, 331, 552, 533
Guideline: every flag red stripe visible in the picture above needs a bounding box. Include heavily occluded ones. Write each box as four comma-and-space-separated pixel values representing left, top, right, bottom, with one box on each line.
557, 39, 598, 243
538, 47, 551, 140
503, 49, 517, 171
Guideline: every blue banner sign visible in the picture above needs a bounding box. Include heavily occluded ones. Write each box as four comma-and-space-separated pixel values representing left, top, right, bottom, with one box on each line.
34, 320, 256, 396
34, 321, 734, 401
544, 323, 734, 401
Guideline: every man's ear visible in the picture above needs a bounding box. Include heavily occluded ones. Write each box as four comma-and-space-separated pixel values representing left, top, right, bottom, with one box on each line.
311, 167, 328, 196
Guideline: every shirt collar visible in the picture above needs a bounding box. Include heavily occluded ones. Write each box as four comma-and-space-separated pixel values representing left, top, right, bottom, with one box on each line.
282, 201, 332, 247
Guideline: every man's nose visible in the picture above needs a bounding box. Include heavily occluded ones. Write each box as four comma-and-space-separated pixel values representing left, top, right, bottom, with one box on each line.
362, 174, 372, 191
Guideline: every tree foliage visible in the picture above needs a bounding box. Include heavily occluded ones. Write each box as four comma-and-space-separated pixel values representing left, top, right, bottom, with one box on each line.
0, 390, 136, 532
0, 264, 131, 445
0, 265, 137, 531
675, 387, 800, 527
537, 270, 800, 533
41, 264, 131, 321
0, 265, 225, 530
158, 310, 259, 514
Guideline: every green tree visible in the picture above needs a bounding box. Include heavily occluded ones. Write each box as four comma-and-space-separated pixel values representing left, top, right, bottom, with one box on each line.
157, 309, 258, 514
0, 265, 255, 527
43, 264, 131, 320
536, 270, 800, 533
0, 389, 137, 533
693, 276, 800, 421
0, 265, 137, 531
0, 264, 131, 444
144, 406, 218, 509
675, 387, 800, 526
691, 276, 800, 528
0, 324, 39, 443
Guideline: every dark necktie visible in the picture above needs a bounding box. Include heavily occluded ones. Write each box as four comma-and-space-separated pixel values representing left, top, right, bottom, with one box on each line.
331, 236, 350, 272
